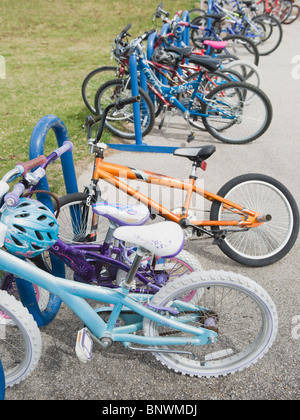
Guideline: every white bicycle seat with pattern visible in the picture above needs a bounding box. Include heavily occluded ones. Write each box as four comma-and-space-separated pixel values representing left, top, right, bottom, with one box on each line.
92, 202, 150, 226
113, 221, 185, 258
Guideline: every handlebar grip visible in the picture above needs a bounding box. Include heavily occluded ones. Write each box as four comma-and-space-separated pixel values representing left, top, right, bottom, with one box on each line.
122, 23, 131, 35
16, 155, 47, 175
141, 28, 156, 40
4, 183, 25, 207
115, 95, 140, 109
53, 141, 73, 158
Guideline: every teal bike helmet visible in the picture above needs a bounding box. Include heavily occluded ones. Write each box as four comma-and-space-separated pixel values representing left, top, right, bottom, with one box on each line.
1, 197, 59, 258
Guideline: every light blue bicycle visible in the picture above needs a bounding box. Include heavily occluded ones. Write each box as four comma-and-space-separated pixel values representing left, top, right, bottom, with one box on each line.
0, 146, 278, 385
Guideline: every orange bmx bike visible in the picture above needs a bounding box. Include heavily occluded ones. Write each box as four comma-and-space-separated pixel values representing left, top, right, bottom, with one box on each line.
57, 99, 299, 268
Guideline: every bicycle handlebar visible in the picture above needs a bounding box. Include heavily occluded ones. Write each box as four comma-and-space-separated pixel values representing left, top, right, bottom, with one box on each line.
52, 141, 73, 159
153, 2, 170, 20
94, 95, 140, 143
115, 23, 132, 41
16, 155, 47, 175
1, 141, 74, 206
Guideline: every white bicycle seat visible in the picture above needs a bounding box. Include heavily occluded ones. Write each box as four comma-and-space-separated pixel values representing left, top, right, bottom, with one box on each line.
92, 202, 149, 226
113, 221, 185, 258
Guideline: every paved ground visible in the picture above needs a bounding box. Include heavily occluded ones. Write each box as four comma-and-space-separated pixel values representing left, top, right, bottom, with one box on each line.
5, 20, 300, 401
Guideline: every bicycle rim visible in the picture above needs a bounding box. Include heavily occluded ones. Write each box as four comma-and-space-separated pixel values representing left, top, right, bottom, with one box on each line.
210, 175, 299, 265
0, 291, 41, 387
95, 79, 154, 139
202, 82, 272, 144
143, 271, 278, 377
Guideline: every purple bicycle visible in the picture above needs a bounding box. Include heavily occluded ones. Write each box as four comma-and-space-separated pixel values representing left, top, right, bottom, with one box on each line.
1, 98, 202, 302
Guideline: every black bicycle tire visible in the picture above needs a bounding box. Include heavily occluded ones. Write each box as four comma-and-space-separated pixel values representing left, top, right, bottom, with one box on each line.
222, 34, 260, 66
81, 66, 121, 114
94, 79, 155, 140
202, 81, 273, 144
242, 14, 283, 56
283, 4, 300, 23
210, 173, 300, 266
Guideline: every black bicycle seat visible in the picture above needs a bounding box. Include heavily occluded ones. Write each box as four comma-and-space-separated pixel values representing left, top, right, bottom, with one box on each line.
164, 45, 193, 58
187, 55, 221, 72
173, 145, 216, 163
205, 12, 227, 20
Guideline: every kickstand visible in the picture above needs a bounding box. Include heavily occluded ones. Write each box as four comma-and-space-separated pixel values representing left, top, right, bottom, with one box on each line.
163, 108, 176, 135
187, 131, 195, 142
158, 105, 167, 130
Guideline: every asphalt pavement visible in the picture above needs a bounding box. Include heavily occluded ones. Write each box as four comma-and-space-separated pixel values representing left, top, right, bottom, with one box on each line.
5, 20, 300, 401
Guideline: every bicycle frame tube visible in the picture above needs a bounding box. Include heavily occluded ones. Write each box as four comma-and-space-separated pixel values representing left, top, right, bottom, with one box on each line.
92, 159, 261, 228
138, 54, 203, 115
0, 249, 216, 346
49, 239, 161, 292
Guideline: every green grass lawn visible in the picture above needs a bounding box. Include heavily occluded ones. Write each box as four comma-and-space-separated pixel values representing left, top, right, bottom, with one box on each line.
0, 0, 196, 194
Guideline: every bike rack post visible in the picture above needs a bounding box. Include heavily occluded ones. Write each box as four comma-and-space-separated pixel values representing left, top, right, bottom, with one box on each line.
0, 359, 5, 400
16, 115, 78, 327
182, 10, 190, 47
106, 41, 177, 154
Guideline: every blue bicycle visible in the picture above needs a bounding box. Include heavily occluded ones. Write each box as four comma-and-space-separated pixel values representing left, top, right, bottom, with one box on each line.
0, 141, 278, 379
190, 0, 283, 56
95, 29, 273, 144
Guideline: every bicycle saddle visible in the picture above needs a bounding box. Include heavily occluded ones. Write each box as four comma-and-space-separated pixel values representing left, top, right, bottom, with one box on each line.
173, 145, 216, 163
203, 40, 228, 50
113, 222, 185, 258
187, 55, 221, 72
205, 12, 227, 21
92, 202, 150, 226
164, 45, 193, 58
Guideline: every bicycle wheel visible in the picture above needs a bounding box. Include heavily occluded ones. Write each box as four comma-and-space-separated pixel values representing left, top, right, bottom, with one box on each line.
183, 70, 233, 131
221, 35, 260, 66
82, 66, 122, 114
0, 290, 42, 387
94, 79, 155, 140
223, 60, 262, 88
54, 192, 105, 244
283, 4, 300, 24
242, 14, 283, 55
143, 270, 278, 377
210, 173, 300, 266
270, 0, 293, 22
202, 81, 273, 144
0, 271, 50, 312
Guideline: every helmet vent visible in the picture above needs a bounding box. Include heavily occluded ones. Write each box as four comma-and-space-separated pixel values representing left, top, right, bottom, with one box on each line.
37, 215, 47, 221
11, 236, 23, 246
15, 213, 30, 218
18, 202, 31, 208
35, 230, 43, 240
32, 244, 43, 250
13, 224, 26, 233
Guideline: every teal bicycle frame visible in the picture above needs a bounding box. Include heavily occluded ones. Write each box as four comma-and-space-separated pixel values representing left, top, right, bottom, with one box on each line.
0, 248, 216, 350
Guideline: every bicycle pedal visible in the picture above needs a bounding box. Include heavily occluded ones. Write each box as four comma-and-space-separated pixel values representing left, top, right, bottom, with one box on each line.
187, 132, 195, 143
75, 327, 93, 363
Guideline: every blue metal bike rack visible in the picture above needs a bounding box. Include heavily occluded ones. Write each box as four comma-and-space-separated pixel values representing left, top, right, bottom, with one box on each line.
107, 51, 177, 154
106, 12, 191, 155
0, 359, 5, 400
16, 115, 78, 327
